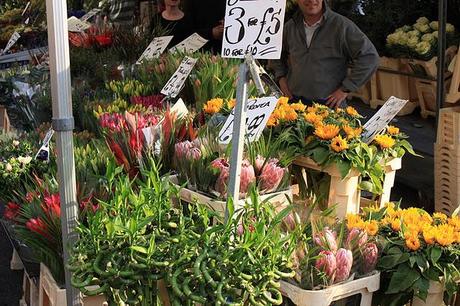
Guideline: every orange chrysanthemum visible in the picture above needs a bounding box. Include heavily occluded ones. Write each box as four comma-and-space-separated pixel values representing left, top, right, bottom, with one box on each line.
290, 102, 306, 112
203, 98, 224, 114
227, 99, 236, 109
365, 220, 379, 236
304, 112, 323, 125
346, 106, 359, 117
387, 125, 400, 135
343, 125, 363, 139
405, 236, 421, 251
374, 135, 395, 149
314, 124, 340, 140
330, 135, 348, 152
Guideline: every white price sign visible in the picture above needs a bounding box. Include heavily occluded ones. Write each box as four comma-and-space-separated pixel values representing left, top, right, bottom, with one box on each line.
137, 36, 173, 64
218, 96, 278, 144
362, 96, 408, 143
161, 57, 197, 98
81, 8, 101, 22
1, 32, 21, 55
68, 16, 91, 32
169, 33, 208, 54
222, 0, 286, 59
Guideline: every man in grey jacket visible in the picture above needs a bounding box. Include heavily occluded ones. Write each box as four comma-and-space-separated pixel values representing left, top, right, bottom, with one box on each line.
271, 0, 379, 108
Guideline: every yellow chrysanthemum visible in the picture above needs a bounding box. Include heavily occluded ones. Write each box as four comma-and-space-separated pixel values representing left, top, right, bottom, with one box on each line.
346, 106, 359, 117
343, 125, 363, 139
423, 227, 436, 245
406, 236, 421, 251
284, 108, 298, 121
227, 99, 236, 109
277, 97, 289, 106
304, 112, 323, 125
267, 115, 278, 127
387, 125, 400, 135
391, 218, 401, 231
203, 98, 224, 114
291, 102, 306, 112
307, 106, 318, 113
314, 124, 340, 140
433, 212, 448, 222
365, 220, 379, 236
330, 135, 349, 152
317, 108, 330, 118
374, 135, 395, 149
347, 214, 365, 230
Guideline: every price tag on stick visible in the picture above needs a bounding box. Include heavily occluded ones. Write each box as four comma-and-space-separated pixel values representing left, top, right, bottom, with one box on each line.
80, 8, 101, 22
169, 33, 208, 54
361, 96, 408, 144
1, 32, 20, 55
68, 16, 91, 32
35, 129, 55, 162
218, 96, 278, 144
161, 56, 197, 98
137, 36, 173, 64
222, 0, 286, 59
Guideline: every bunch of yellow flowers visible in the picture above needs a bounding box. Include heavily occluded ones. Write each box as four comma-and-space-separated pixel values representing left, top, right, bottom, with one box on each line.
346, 214, 379, 236
203, 98, 237, 115
267, 97, 305, 126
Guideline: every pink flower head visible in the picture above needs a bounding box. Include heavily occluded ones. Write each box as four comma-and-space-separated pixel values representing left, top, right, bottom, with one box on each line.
239, 160, 256, 196
215, 166, 230, 197
80, 194, 98, 213
254, 155, 266, 174
258, 159, 285, 193
175, 141, 194, 160
315, 250, 336, 282
313, 227, 338, 253
210, 158, 229, 172
130, 95, 164, 110
43, 193, 60, 217
361, 243, 378, 274
4, 202, 20, 220
99, 113, 126, 132
346, 228, 368, 249
129, 131, 144, 155
335, 248, 353, 283
186, 147, 201, 160
26, 218, 50, 239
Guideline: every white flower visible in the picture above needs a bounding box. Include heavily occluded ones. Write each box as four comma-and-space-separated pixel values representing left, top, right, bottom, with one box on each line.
414, 23, 430, 33
407, 36, 419, 49
415, 41, 432, 55
18, 156, 32, 165
407, 30, 421, 38
416, 17, 429, 25
433, 31, 439, 39
12, 140, 20, 147
421, 33, 436, 45
5, 163, 13, 172
447, 23, 455, 34
430, 21, 439, 30
386, 33, 400, 45
398, 32, 409, 46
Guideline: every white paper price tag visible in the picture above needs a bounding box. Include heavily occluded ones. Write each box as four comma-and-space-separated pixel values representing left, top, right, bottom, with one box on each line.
1, 32, 21, 55
170, 98, 189, 119
218, 96, 278, 144
81, 8, 101, 22
35, 129, 54, 162
137, 36, 173, 64
222, 0, 286, 59
68, 16, 91, 32
169, 33, 208, 54
362, 96, 408, 144
161, 57, 197, 98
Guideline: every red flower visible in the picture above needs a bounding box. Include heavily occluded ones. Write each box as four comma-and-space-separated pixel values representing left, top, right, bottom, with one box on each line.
3, 202, 20, 220
25, 191, 37, 203
80, 194, 98, 213
43, 193, 61, 217
94, 34, 112, 47
26, 218, 50, 238
129, 131, 144, 156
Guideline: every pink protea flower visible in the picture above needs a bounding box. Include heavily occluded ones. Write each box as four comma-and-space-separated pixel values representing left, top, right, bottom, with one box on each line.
361, 243, 378, 274
346, 228, 368, 249
210, 157, 229, 172
175, 141, 194, 160
313, 227, 338, 253
186, 147, 201, 160
239, 160, 256, 196
254, 155, 266, 174
258, 159, 285, 193
315, 250, 336, 283
215, 166, 230, 197
335, 248, 353, 283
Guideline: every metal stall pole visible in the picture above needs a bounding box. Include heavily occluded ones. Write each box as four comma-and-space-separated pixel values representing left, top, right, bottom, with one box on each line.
45, 0, 81, 305
435, 0, 447, 131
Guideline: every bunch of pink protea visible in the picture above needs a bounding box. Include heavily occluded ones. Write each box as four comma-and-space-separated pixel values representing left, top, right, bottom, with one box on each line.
296, 224, 380, 290
173, 139, 290, 199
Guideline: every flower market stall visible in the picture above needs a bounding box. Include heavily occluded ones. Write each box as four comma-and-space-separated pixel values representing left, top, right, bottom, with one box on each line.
2, 0, 460, 306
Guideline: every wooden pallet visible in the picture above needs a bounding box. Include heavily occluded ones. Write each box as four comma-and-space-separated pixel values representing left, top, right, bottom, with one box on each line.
434, 143, 460, 215
437, 106, 460, 146
19, 269, 39, 306
447, 45, 460, 104
415, 76, 452, 118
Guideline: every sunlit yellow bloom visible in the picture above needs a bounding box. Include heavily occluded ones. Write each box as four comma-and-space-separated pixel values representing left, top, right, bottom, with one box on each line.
304, 112, 323, 125
365, 220, 379, 236
391, 219, 401, 231
203, 98, 224, 114
406, 236, 421, 251
317, 108, 329, 118
290, 102, 306, 112
267, 115, 278, 127
423, 227, 436, 245
330, 135, 349, 152
277, 97, 289, 106
307, 106, 318, 113
314, 124, 340, 140
387, 125, 400, 135
227, 99, 236, 109
433, 212, 448, 222
374, 135, 395, 149
346, 106, 359, 117
347, 214, 365, 230
343, 125, 363, 139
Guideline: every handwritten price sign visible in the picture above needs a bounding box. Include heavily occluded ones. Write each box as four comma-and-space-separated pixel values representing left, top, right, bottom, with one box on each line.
68, 17, 91, 32
169, 33, 208, 54
222, 0, 286, 59
1, 32, 20, 55
218, 96, 278, 144
137, 36, 173, 64
161, 56, 197, 98
362, 96, 408, 144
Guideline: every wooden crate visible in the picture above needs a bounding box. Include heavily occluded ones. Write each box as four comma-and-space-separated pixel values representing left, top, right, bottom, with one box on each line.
19, 270, 39, 306
447, 46, 460, 104
437, 106, 460, 146
349, 79, 372, 104
415, 77, 452, 118
169, 175, 292, 215
407, 46, 458, 79
380, 158, 402, 207
280, 272, 380, 306
434, 143, 460, 215
39, 263, 107, 306
0, 105, 10, 133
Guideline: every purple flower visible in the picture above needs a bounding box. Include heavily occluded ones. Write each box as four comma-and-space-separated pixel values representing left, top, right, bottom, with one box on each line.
315, 250, 336, 283
361, 243, 378, 274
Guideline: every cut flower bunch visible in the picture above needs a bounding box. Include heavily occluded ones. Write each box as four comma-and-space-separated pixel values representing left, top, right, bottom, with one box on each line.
351, 203, 460, 306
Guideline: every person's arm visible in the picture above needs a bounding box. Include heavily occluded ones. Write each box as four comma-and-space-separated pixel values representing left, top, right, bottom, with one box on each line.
269, 25, 292, 98
341, 21, 380, 93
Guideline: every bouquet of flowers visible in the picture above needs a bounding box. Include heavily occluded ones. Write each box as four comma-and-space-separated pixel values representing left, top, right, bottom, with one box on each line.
355, 203, 460, 305
386, 17, 458, 60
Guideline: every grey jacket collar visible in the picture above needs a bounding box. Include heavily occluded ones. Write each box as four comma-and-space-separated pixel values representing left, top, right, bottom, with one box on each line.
292, 2, 332, 27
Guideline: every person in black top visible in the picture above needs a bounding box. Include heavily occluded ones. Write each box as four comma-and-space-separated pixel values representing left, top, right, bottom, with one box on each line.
156, 0, 193, 48
183, 0, 226, 54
